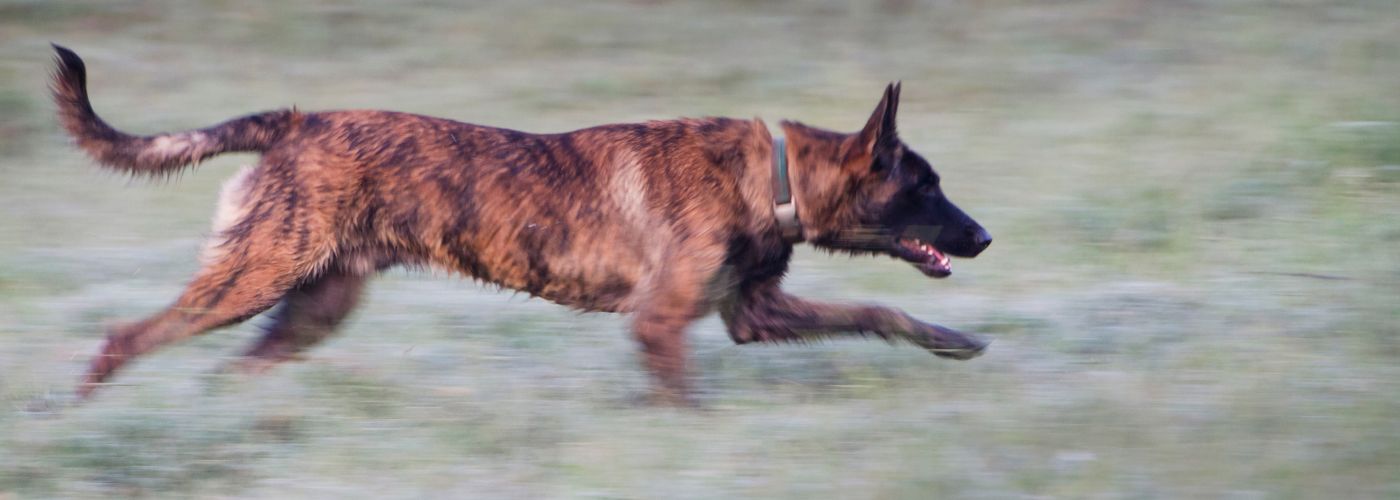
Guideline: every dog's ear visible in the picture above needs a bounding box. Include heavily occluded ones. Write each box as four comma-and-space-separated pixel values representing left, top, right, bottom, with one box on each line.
856, 82, 900, 156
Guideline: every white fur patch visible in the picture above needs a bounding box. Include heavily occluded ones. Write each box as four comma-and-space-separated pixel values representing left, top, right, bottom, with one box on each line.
144, 131, 208, 163
610, 152, 649, 227
201, 165, 256, 264
608, 152, 687, 312
340, 253, 379, 275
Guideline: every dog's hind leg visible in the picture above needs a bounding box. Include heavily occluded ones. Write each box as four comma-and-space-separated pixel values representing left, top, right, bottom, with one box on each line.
227, 266, 370, 374
78, 254, 326, 398
77, 166, 336, 399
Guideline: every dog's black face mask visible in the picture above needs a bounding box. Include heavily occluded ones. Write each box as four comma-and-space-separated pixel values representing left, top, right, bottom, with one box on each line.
876, 148, 992, 278
812, 83, 991, 279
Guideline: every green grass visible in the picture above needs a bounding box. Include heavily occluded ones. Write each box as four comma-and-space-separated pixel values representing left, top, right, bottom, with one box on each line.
2, 0, 1399, 498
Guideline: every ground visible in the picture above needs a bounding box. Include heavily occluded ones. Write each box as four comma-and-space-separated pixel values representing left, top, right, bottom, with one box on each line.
0, 0, 1397, 498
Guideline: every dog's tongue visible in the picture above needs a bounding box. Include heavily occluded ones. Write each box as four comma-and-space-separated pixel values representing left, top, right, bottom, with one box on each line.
919, 245, 952, 278
932, 248, 949, 268
925, 252, 951, 277
898, 237, 952, 278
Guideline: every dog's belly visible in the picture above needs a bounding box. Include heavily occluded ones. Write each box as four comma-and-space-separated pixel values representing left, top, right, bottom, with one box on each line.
408, 213, 648, 313
524, 260, 642, 313
453, 237, 644, 313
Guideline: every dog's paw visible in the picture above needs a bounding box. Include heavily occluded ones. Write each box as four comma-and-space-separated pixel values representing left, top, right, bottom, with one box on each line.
929, 341, 988, 360
913, 325, 990, 360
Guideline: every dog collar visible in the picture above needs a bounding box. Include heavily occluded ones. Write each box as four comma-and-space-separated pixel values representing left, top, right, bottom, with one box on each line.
772, 136, 803, 242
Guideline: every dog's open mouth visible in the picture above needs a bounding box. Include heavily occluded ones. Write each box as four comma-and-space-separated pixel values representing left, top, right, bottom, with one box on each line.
895, 237, 951, 278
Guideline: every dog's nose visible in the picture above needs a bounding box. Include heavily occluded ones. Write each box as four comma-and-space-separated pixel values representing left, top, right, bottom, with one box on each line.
969, 227, 992, 250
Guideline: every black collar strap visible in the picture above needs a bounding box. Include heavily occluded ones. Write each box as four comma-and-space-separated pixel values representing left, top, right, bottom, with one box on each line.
772, 136, 803, 242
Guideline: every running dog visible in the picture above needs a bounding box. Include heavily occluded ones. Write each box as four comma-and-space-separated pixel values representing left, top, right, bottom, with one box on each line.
50, 45, 992, 404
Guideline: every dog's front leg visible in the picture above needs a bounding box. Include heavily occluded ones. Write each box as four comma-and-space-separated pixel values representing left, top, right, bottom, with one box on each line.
632, 306, 696, 406
723, 287, 989, 360
630, 255, 721, 406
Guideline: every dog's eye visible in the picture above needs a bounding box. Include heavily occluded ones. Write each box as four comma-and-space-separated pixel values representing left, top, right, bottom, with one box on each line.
919, 182, 940, 197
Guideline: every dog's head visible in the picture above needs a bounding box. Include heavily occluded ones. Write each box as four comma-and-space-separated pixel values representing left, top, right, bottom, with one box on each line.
785, 83, 991, 278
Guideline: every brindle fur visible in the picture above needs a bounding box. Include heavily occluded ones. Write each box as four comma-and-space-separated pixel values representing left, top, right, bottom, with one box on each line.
51, 45, 992, 404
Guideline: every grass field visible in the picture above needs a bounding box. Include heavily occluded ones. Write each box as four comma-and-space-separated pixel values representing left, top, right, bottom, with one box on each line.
1, 0, 1398, 498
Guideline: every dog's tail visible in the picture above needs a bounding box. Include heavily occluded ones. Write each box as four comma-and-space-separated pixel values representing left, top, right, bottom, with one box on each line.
50, 44, 298, 177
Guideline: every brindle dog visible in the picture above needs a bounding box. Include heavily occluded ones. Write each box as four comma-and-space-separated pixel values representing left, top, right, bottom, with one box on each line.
51, 45, 992, 404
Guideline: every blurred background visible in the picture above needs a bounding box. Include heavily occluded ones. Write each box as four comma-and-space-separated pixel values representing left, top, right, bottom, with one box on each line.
1, 0, 1397, 498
